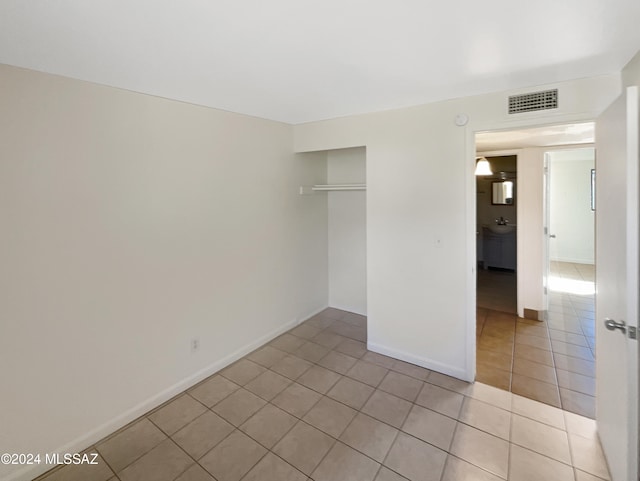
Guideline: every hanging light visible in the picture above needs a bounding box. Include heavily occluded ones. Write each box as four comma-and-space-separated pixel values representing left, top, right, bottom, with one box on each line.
475, 157, 493, 176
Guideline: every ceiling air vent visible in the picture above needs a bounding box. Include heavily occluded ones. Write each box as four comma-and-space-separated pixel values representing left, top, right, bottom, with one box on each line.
508, 89, 558, 114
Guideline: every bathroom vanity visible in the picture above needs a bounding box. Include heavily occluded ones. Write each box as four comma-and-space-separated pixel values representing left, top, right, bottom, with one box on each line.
482, 225, 516, 270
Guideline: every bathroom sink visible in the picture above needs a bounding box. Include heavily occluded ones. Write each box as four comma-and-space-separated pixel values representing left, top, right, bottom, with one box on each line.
487, 224, 515, 234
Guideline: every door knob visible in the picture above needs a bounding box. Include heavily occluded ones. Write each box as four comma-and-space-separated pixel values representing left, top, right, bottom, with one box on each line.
549, 234, 556, 238
604, 318, 626, 333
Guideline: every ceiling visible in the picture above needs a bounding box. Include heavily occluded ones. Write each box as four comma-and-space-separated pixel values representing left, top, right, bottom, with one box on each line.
1, 1, 639, 124
476, 122, 595, 151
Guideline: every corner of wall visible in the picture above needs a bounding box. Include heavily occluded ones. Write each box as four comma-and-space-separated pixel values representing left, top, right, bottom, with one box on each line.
622, 49, 640, 88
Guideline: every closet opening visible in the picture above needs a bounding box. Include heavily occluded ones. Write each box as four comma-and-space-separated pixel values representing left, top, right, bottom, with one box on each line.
326, 147, 367, 315
299, 146, 367, 317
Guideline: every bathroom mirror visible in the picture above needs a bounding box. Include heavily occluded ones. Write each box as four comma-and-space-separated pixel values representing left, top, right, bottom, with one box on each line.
492, 181, 514, 205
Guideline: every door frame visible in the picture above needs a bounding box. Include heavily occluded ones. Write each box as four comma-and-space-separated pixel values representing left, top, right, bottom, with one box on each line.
543, 145, 597, 311
465, 118, 596, 381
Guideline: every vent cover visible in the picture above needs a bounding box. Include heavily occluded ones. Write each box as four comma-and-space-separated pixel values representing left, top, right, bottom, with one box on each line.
508, 89, 558, 114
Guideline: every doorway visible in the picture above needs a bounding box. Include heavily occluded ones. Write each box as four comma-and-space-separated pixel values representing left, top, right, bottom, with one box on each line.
475, 154, 518, 315
473, 124, 598, 417
544, 147, 596, 417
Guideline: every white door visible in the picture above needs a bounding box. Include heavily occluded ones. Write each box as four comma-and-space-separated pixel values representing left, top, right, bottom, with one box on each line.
595, 85, 639, 481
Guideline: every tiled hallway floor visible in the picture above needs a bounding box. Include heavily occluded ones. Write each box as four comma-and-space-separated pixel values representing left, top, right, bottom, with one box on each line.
38, 306, 609, 481
476, 262, 596, 419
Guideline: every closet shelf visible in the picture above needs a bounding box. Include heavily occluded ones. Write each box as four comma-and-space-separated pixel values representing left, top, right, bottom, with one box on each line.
312, 184, 366, 191
299, 184, 366, 195
315, 183, 366, 191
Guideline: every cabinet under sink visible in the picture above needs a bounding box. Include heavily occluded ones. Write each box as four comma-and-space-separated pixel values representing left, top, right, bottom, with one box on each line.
482, 227, 516, 270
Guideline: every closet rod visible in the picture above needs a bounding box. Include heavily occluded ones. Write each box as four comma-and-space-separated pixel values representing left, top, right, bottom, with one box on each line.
311, 184, 366, 191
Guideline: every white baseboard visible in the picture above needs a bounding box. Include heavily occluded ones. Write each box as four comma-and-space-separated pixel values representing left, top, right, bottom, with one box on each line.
367, 341, 470, 382
6, 316, 304, 481
327, 303, 366, 316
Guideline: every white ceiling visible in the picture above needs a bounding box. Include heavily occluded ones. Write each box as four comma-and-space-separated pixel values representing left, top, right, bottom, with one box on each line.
476, 122, 595, 152
1, 1, 639, 124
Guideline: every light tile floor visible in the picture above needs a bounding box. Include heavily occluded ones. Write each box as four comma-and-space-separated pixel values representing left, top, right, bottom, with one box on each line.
476, 262, 596, 418
37, 306, 609, 481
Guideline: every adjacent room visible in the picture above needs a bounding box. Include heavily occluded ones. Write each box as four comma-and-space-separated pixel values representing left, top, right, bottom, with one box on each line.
474, 127, 598, 419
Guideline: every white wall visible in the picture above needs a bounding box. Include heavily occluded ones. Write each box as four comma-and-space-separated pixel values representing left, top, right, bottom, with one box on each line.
0, 64, 327, 481
622, 50, 640, 88
517, 148, 546, 317
548, 149, 595, 264
295, 151, 331, 314
327, 147, 367, 315
295, 74, 620, 381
